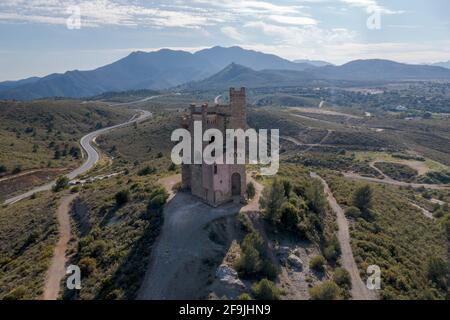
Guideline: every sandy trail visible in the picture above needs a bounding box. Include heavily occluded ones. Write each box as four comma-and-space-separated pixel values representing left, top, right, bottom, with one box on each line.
42, 193, 78, 300
311, 172, 377, 300
343, 172, 449, 190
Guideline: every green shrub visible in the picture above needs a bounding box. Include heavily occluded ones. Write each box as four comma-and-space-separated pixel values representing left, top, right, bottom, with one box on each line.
12, 165, 22, 174
333, 268, 352, 289
323, 236, 341, 262
251, 279, 280, 300
148, 186, 169, 210
115, 189, 130, 206
353, 185, 373, 213
168, 162, 176, 171
238, 293, 252, 300
53, 176, 69, 192
344, 206, 361, 218
280, 202, 300, 230
309, 281, 341, 300
309, 255, 326, 273
138, 166, 156, 176
79, 257, 97, 275
0, 164, 7, 173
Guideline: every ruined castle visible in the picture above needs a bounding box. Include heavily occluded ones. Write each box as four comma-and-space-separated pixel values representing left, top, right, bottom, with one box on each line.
181, 87, 247, 207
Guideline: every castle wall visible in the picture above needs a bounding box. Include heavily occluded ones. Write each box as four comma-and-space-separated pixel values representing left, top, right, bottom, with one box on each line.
182, 87, 247, 207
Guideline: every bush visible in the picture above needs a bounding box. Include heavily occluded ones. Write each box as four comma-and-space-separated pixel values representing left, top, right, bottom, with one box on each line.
309, 281, 341, 300
138, 166, 156, 176
53, 176, 69, 192
238, 293, 251, 300
246, 182, 256, 199
0, 164, 6, 174
235, 232, 277, 279
115, 189, 130, 206
353, 185, 373, 213
12, 165, 22, 174
309, 255, 326, 273
251, 279, 280, 300
79, 257, 97, 275
148, 186, 169, 210
344, 206, 361, 218
168, 162, 176, 171
333, 268, 351, 289
323, 236, 341, 262
426, 256, 448, 286
280, 202, 300, 230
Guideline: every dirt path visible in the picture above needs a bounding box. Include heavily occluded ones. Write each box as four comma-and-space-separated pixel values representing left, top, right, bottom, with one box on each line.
343, 172, 449, 190
0, 168, 67, 183
42, 193, 78, 300
310, 172, 377, 300
409, 202, 434, 219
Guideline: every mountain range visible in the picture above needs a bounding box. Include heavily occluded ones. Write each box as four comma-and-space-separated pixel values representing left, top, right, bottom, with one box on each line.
1, 46, 450, 100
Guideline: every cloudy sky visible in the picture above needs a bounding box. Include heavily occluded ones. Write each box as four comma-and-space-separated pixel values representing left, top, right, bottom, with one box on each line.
0, 0, 449, 81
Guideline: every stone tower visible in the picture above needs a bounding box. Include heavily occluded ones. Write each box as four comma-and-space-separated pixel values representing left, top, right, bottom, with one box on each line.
181, 87, 247, 207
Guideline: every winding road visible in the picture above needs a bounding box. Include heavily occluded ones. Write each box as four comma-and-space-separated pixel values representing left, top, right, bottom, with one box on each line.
4, 109, 152, 205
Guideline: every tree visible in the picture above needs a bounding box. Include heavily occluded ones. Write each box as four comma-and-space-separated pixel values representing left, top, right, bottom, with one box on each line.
115, 189, 130, 206
353, 185, 373, 213
53, 176, 69, 192
280, 202, 300, 230
251, 279, 280, 300
259, 179, 285, 224
309, 281, 341, 300
305, 181, 326, 214
309, 255, 326, 273
246, 182, 256, 199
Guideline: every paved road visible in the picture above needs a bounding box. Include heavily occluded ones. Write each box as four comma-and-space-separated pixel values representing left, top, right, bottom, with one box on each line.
4, 109, 152, 205
311, 172, 377, 300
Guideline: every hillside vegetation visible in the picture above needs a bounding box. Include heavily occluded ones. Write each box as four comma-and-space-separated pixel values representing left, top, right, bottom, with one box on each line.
322, 172, 448, 299
0, 192, 58, 299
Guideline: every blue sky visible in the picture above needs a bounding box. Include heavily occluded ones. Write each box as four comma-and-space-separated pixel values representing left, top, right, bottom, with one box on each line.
0, 0, 449, 81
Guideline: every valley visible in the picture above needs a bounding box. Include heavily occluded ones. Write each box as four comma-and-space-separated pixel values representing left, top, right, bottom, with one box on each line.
0, 47, 449, 302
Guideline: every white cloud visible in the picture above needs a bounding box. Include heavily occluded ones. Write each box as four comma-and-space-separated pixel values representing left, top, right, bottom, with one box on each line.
220, 26, 245, 42
340, 0, 404, 14
268, 15, 317, 26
